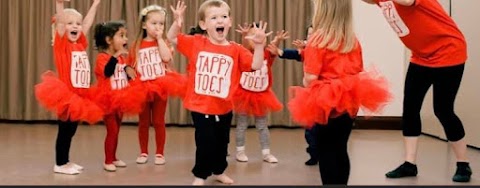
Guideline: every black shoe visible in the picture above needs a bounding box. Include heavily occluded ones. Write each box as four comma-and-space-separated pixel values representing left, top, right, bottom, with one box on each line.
305, 158, 318, 166
452, 163, 472, 182
385, 162, 418, 178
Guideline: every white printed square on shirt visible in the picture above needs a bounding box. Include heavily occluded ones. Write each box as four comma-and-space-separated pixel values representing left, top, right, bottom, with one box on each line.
380, 1, 410, 37
195, 51, 234, 99
137, 47, 165, 81
240, 60, 268, 92
70, 51, 91, 88
110, 64, 129, 90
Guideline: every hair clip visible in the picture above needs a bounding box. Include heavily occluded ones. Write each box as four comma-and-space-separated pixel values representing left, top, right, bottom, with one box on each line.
140, 5, 165, 17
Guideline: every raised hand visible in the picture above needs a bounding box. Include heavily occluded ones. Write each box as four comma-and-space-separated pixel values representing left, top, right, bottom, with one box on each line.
235, 22, 250, 36
156, 29, 164, 39
267, 43, 282, 56
270, 30, 290, 46
244, 21, 273, 45
292, 39, 307, 50
114, 48, 128, 58
170, 1, 186, 28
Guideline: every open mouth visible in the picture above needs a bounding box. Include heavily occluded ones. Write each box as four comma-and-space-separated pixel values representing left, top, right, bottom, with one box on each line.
70, 31, 79, 37
123, 44, 128, 48
216, 27, 225, 35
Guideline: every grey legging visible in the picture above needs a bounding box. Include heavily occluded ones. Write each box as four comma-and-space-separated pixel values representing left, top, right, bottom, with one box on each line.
235, 114, 270, 150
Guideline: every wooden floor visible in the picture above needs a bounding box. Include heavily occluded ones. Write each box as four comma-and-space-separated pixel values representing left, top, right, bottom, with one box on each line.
1, 123, 479, 186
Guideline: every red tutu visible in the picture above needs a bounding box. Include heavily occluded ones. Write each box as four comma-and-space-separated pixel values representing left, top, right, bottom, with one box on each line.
94, 79, 148, 117
232, 88, 283, 116
142, 71, 188, 102
34, 71, 104, 124
288, 69, 392, 128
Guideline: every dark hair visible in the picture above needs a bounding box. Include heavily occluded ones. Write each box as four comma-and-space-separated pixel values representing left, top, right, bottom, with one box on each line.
188, 25, 206, 35
94, 20, 126, 51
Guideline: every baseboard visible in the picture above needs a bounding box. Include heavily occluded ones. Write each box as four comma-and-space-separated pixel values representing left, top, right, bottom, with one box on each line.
1, 116, 403, 130
354, 116, 402, 130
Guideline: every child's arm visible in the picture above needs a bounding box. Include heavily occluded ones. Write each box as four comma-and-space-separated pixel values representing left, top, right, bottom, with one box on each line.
82, 0, 101, 36
303, 73, 318, 87
245, 21, 272, 70
167, 1, 187, 45
362, 0, 376, 4
55, 0, 67, 37
392, 0, 415, 6
157, 31, 172, 63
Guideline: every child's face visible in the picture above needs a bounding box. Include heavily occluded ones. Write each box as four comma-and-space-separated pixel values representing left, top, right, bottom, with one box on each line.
142, 11, 166, 40
63, 12, 83, 42
110, 27, 128, 52
200, 5, 232, 45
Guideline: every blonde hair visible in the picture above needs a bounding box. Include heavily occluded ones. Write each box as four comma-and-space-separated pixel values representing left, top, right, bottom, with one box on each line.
198, 0, 230, 21
132, 5, 168, 68
310, 0, 356, 53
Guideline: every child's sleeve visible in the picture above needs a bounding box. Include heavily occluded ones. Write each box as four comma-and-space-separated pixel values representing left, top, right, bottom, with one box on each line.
303, 47, 325, 76
94, 53, 110, 80
176, 33, 195, 59
237, 45, 254, 72
280, 48, 302, 62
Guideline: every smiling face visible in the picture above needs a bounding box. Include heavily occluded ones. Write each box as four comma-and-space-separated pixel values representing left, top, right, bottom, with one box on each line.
199, 5, 232, 45
108, 27, 128, 53
62, 9, 83, 42
142, 11, 166, 41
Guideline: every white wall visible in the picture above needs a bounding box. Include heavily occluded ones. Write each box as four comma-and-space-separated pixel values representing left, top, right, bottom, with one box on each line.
353, 0, 407, 117
422, 0, 480, 147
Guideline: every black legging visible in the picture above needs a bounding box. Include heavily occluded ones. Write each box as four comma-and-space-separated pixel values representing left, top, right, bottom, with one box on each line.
402, 63, 465, 141
56, 120, 79, 166
316, 113, 354, 185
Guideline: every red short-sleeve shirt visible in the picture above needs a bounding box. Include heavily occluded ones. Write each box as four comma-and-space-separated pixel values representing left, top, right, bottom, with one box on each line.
177, 34, 253, 114
374, 0, 467, 67
53, 31, 91, 91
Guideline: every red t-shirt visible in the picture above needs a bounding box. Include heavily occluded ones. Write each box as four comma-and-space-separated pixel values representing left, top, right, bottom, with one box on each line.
304, 40, 363, 79
238, 50, 276, 92
177, 34, 253, 114
94, 53, 129, 91
374, 0, 467, 67
127, 40, 167, 81
53, 31, 91, 92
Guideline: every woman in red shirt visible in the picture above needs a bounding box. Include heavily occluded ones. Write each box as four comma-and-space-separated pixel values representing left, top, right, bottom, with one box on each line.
362, 0, 471, 182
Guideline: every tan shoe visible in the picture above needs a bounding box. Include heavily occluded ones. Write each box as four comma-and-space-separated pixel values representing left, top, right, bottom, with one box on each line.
103, 163, 116, 172
54, 164, 80, 175
155, 154, 166, 165
113, 160, 127, 167
136, 153, 148, 164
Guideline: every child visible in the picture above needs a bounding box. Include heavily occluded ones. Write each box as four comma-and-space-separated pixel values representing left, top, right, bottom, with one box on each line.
231, 23, 289, 164
267, 26, 318, 166
127, 5, 175, 165
362, 0, 472, 182
34, 0, 102, 175
93, 20, 147, 172
167, 0, 268, 185
288, 0, 391, 185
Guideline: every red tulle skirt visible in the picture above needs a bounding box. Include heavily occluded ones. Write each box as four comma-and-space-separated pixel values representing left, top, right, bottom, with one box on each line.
288, 70, 392, 128
34, 71, 104, 124
143, 71, 188, 102
232, 88, 283, 116
94, 79, 148, 117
